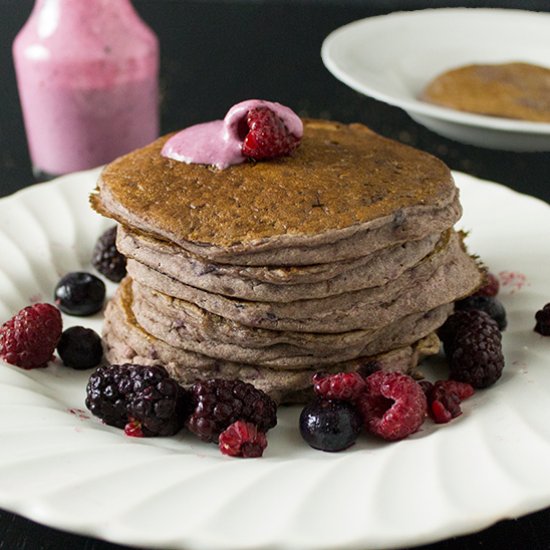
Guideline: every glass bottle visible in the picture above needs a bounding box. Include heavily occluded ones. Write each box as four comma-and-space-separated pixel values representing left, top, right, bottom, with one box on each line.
13, 0, 159, 178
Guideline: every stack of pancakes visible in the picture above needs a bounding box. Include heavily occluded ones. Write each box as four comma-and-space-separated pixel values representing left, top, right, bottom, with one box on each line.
91, 119, 482, 403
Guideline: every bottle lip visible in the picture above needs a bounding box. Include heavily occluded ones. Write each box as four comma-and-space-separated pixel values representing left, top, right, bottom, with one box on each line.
13, 0, 159, 56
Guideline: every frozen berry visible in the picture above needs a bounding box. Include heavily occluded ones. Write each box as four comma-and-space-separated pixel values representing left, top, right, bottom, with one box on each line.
312, 371, 366, 401
92, 226, 127, 282
57, 326, 103, 370
241, 106, 300, 160
443, 310, 504, 389
534, 303, 550, 336
299, 398, 362, 452
455, 295, 507, 331
85, 364, 190, 437
473, 272, 499, 297
0, 303, 62, 370
219, 420, 268, 458
422, 380, 474, 424
356, 371, 427, 441
54, 272, 106, 316
186, 379, 277, 443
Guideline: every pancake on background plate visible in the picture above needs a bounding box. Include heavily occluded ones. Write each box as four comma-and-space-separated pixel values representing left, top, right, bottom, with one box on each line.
421, 62, 550, 123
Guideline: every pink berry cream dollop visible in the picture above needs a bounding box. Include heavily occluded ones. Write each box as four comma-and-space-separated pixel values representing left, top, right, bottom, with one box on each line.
161, 99, 303, 169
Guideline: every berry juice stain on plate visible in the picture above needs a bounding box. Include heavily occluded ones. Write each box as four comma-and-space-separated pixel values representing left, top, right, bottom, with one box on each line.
28, 293, 43, 304
499, 271, 529, 294
67, 408, 90, 421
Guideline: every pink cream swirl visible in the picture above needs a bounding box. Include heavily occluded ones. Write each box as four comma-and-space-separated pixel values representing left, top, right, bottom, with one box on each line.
161, 99, 303, 169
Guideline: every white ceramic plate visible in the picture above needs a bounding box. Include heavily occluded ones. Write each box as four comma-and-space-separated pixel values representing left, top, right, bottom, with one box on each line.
322, 8, 550, 151
0, 169, 550, 550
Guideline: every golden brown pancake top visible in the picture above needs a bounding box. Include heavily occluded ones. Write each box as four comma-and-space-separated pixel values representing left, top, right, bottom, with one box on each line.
92, 119, 455, 247
421, 62, 550, 123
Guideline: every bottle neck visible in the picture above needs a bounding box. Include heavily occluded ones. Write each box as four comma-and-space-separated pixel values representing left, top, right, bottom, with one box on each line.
30, 0, 139, 38
33, 0, 135, 12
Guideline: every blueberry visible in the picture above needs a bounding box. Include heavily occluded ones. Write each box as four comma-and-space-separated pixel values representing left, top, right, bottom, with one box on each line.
455, 295, 507, 331
57, 326, 103, 370
54, 271, 106, 316
299, 398, 362, 452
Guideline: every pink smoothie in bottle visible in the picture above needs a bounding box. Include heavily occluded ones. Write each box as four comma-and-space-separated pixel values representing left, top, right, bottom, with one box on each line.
13, 0, 159, 177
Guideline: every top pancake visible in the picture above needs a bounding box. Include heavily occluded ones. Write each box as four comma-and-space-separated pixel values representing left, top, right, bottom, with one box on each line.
91, 119, 457, 261
421, 62, 550, 123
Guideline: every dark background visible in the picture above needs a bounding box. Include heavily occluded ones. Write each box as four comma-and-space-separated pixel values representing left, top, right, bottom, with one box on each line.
1, 0, 550, 549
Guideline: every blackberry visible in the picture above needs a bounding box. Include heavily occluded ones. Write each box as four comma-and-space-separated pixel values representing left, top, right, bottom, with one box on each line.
186, 379, 277, 442
299, 398, 362, 452
439, 309, 481, 357
54, 272, 106, 316
57, 326, 103, 370
92, 226, 127, 282
443, 310, 504, 389
455, 295, 507, 331
85, 364, 190, 437
534, 303, 550, 336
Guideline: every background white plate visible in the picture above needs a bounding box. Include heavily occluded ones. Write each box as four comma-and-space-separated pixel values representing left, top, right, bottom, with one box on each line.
322, 8, 550, 151
0, 170, 550, 550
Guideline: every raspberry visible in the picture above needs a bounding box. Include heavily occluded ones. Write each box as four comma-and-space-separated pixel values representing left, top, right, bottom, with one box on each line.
534, 303, 550, 336
299, 398, 362, 452
418, 380, 434, 395
92, 226, 127, 283
241, 106, 300, 160
443, 310, 504, 389
421, 380, 474, 424
54, 272, 106, 316
473, 272, 500, 297
356, 371, 427, 441
186, 379, 277, 443
0, 303, 62, 369
455, 295, 507, 331
85, 364, 190, 436
57, 326, 103, 370
312, 372, 366, 401
219, 420, 268, 458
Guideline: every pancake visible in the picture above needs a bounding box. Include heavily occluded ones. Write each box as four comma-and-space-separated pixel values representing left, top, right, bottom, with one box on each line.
130, 275, 451, 355
421, 62, 550, 122
117, 224, 442, 301
92, 113, 482, 401
131, 283, 452, 367
91, 119, 461, 265
127, 230, 481, 333
103, 281, 442, 403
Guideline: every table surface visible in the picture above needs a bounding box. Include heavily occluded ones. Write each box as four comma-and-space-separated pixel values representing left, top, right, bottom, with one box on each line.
1, 1, 550, 549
